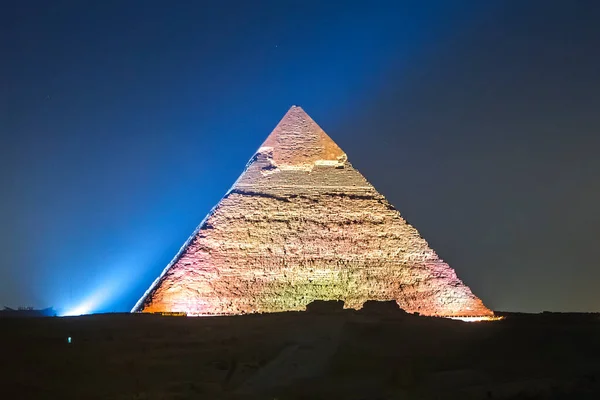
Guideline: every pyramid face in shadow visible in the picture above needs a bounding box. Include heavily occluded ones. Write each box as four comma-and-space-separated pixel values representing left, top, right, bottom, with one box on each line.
133, 106, 492, 317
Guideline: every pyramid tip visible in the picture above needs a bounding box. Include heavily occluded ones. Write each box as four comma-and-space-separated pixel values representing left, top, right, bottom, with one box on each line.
277, 105, 311, 123
258, 105, 344, 166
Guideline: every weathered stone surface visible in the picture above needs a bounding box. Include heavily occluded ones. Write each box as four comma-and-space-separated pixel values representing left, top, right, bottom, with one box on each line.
133, 106, 493, 317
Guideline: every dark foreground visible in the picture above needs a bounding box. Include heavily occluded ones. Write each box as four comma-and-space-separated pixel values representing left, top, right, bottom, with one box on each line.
2, 310, 599, 400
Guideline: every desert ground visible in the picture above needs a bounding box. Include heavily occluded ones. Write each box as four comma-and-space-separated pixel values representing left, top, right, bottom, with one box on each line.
2, 308, 599, 400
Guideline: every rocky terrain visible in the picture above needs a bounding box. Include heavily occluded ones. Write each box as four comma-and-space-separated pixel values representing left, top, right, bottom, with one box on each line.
2, 308, 599, 399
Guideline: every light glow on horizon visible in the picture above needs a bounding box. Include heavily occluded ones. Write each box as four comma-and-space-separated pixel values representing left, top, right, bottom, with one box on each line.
60, 271, 131, 316
59, 251, 160, 316
61, 289, 108, 316
449, 316, 504, 322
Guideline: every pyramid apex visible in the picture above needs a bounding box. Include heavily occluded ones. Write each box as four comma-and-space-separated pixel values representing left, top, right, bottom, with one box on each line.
259, 106, 346, 167
281, 105, 310, 119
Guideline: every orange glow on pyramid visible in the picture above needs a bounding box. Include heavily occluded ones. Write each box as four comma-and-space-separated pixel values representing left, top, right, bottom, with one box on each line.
133, 106, 493, 318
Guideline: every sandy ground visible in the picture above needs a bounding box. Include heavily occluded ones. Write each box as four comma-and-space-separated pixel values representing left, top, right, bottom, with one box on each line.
1, 310, 599, 399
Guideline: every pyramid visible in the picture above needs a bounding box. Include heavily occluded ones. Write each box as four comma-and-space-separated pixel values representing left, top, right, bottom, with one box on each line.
133, 106, 492, 318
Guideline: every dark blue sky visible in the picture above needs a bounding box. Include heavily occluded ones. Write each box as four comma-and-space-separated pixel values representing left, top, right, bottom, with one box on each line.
2, 1, 599, 314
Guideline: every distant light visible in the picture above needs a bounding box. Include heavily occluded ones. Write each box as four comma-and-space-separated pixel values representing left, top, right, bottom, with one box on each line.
67, 337, 72, 344
62, 302, 94, 316
449, 316, 504, 322
60, 284, 116, 316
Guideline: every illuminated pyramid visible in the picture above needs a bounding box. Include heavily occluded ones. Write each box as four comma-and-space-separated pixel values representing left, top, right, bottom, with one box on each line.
133, 106, 492, 318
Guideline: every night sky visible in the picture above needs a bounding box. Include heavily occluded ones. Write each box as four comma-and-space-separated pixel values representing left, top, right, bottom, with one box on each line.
2, 1, 599, 314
